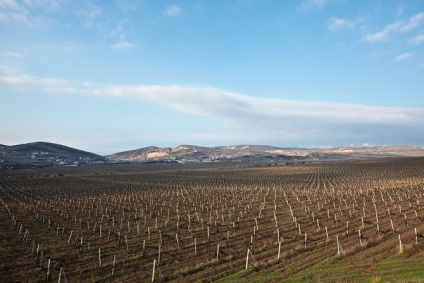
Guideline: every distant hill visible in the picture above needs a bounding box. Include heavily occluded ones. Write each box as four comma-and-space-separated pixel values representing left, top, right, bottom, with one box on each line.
0, 142, 105, 169
106, 144, 424, 163
2, 142, 424, 169
106, 144, 294, 162
312, 145, 424, 156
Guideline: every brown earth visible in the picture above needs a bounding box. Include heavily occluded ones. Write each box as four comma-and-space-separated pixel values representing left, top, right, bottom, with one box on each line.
1, 158, 424, 282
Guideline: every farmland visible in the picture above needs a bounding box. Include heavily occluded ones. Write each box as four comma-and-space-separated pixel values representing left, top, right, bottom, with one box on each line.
1, 158, 424, 282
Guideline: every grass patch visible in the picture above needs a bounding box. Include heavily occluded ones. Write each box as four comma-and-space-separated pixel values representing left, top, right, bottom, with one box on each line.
217, 267, 258, 282
371, 252, 424, 282
278, 252, 424, 283
282, 256, 367, 283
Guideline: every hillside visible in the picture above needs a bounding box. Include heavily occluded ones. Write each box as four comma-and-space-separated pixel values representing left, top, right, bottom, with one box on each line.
2, 142, 424, 169
106, 144, 424, 163
0, 142, 105, 169
106, 144, 300, 163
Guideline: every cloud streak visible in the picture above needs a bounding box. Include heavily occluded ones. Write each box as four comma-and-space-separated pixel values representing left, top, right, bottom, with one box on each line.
401, 12, 424, 32
0, 0, 62, 27
394, 52, 414, 61
328, 17, 354, 31
364, 21, 401, 42
110, 41, 133, 49
409, 34, 424, 45
1, 73, 423, 146
364, 12, 424, 43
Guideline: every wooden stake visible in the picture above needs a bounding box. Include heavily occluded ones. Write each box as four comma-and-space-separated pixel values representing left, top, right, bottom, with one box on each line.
112, 255, 116, 275
39, 251, 44, 268
58, 267, 63, 283
46, 258, 51, 280
98, 248, 102, 267
152, 259, 156, 282
245, 248, 249, 269
325, 226, 329, 242
158, 244, 161, 264
336, 236, 341, 256
277, 241, 281, 259
304, 233, 307, 249
276, 227, 280, 242
68, 231, 73, 243
399, 234, 404, 253
141, 240, 145, 257
415, 228, 418, 244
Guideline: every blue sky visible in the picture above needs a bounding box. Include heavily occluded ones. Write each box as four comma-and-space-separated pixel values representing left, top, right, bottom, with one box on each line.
1, 0, 423, 155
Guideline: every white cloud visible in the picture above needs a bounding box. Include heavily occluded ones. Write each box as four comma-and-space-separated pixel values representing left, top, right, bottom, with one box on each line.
0, 73, 72, 89
364, 12, 424, 43
364, 32, 385, 42
363, 21, 401, 42
0, 0, 62, 27
1, 73, 423, 124
0, 0, 25, 11
164, 5, 181, 17
1, 73, 423, 147
409, 34, 424, 45
110, 41, 133, 49
394, 52, 414, 61
1, 51, 23, 59
401, 12, 424, 32
0, 0, 29, 24
328, 17, 353, 31
0, 51, 24, 75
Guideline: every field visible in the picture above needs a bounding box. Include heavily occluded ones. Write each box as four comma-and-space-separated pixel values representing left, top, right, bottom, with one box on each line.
1, 158, 424, 282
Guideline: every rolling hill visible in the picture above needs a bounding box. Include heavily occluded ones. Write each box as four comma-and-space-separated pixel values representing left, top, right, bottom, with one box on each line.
0, 142, 105, 169
106, 144, 424, 163
105, 144, 298, 162
2, 142, 424, 169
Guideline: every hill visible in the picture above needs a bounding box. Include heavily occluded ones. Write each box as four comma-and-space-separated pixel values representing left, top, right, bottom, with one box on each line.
2, 142, 424, 169
106, 144, 424, 163
106, 144, 301, 163
0, 142, 105, 169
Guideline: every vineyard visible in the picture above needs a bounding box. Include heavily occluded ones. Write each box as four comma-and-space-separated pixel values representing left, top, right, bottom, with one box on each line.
1, 158, 424, 282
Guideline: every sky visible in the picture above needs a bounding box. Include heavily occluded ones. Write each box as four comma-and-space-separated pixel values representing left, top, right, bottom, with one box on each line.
1, 0, 424, 155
